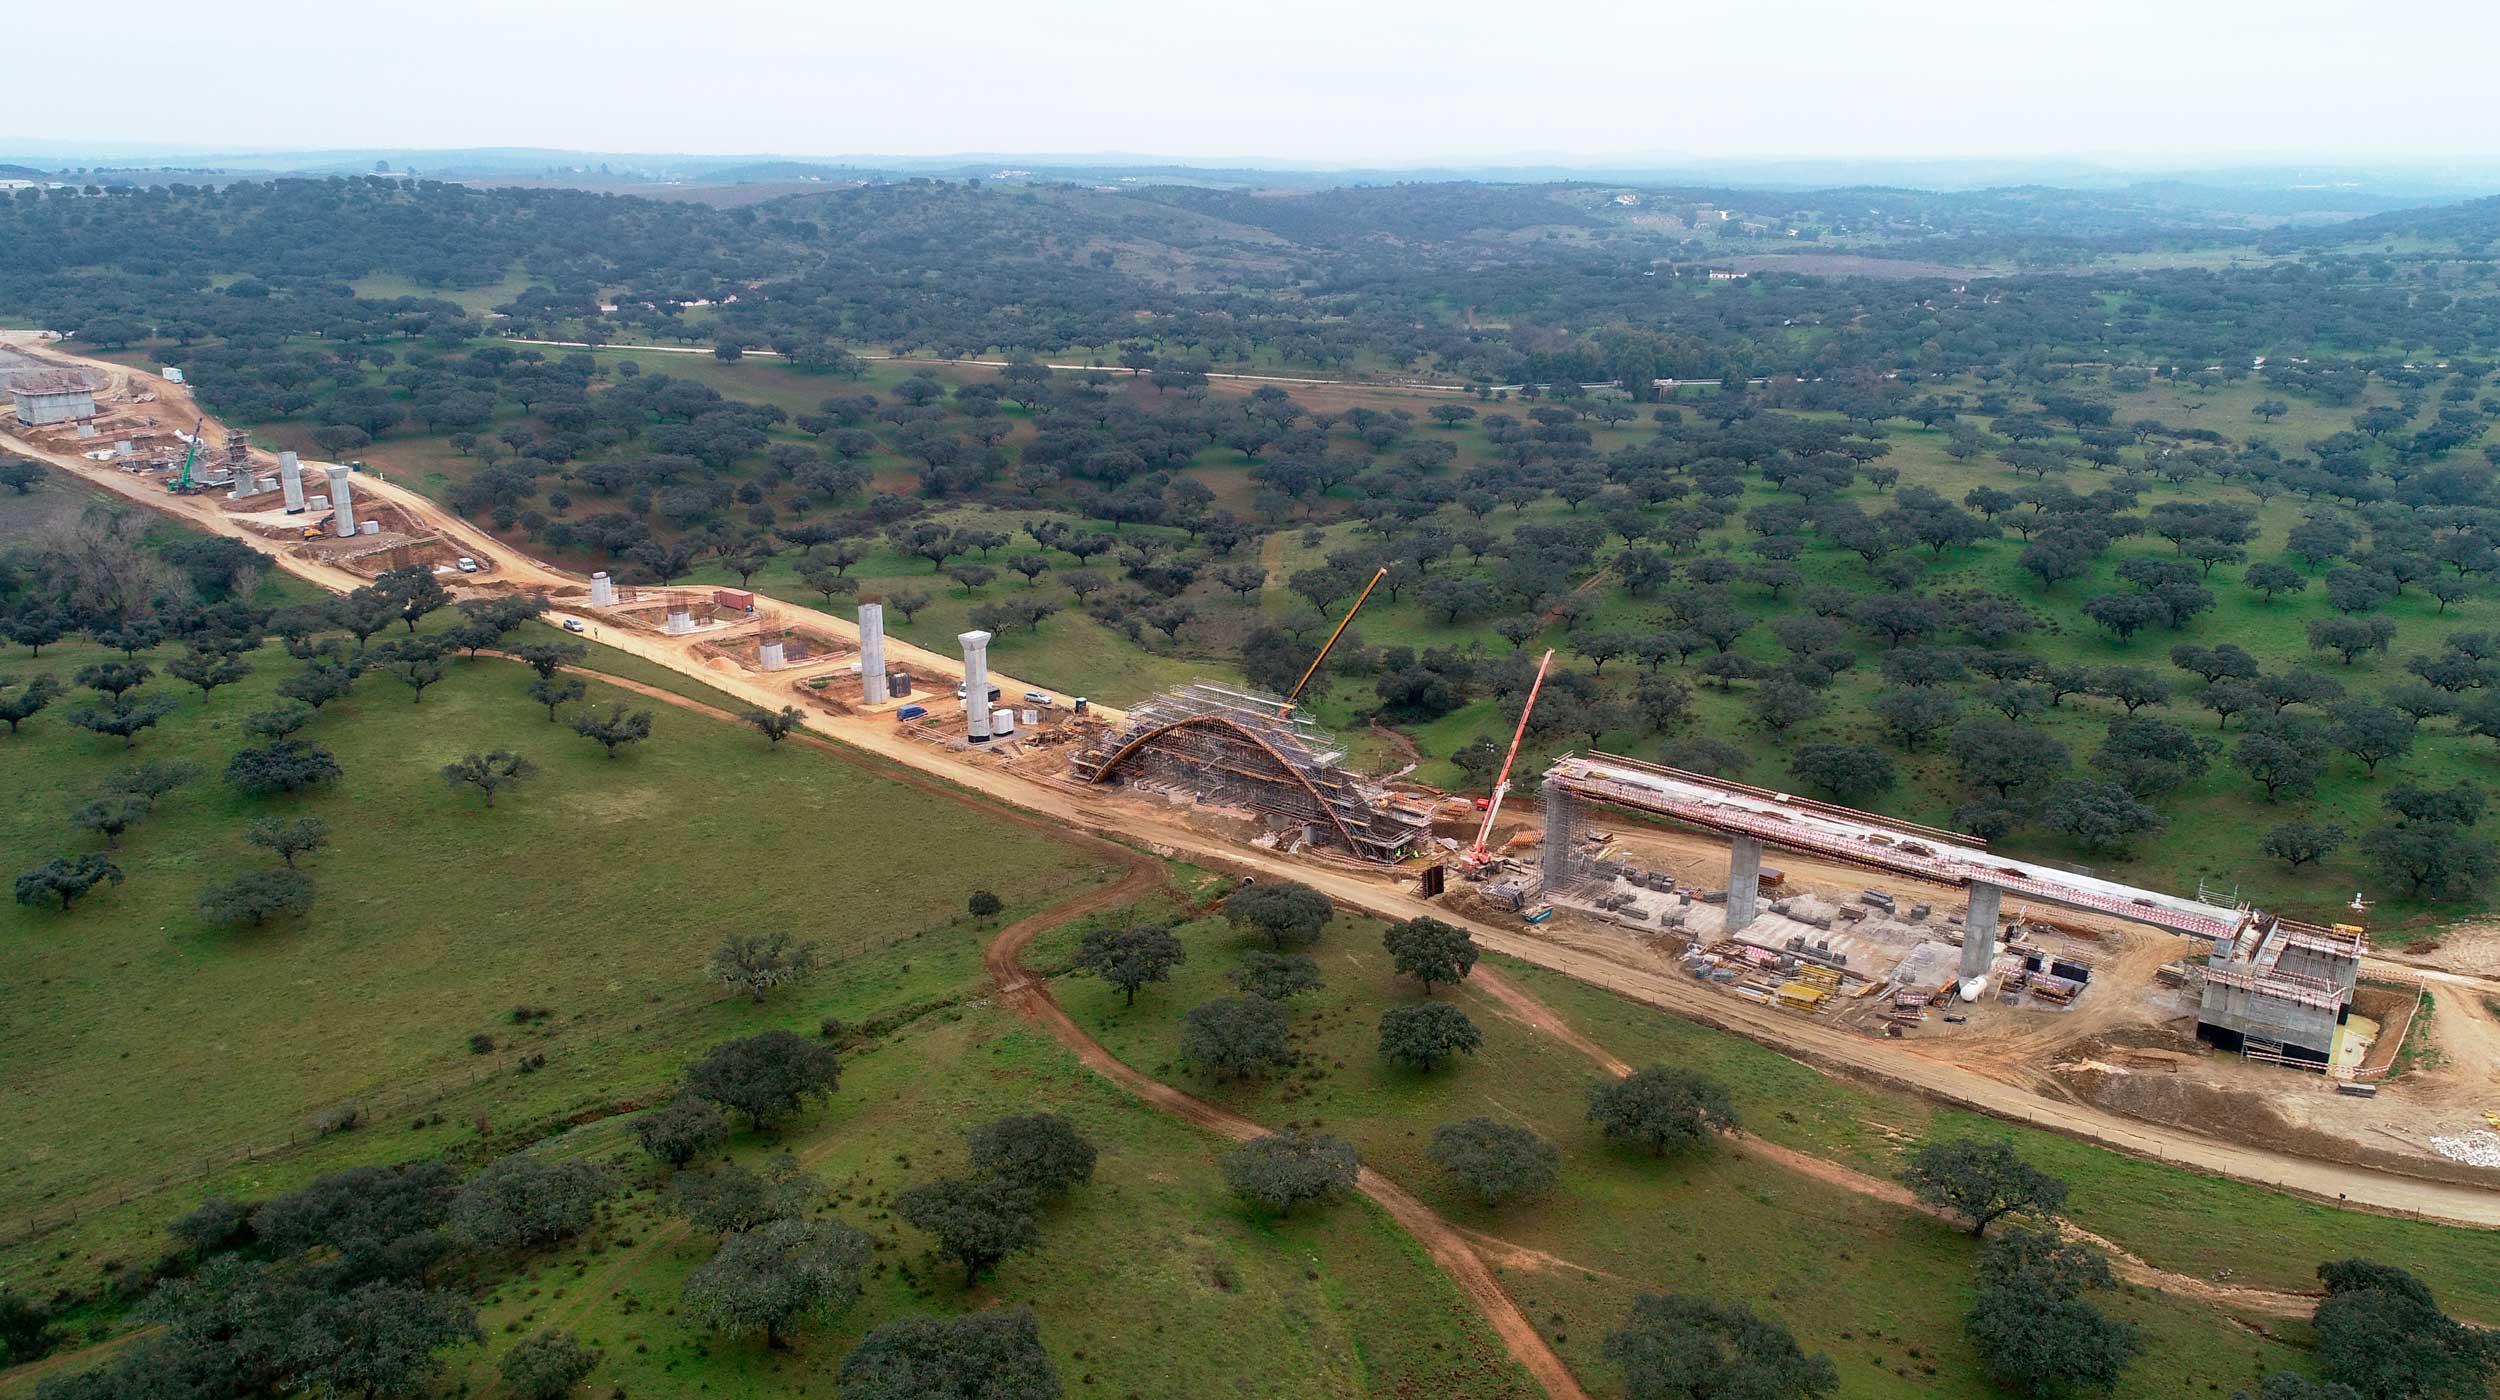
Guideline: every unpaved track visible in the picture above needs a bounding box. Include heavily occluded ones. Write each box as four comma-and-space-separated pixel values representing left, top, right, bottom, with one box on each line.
986, 901, 1586, 1400
521, 857, 1172, 1354
463, 666, 1587, 1394
10, 345, 2500, 1228
1469, 967, 2320, 1319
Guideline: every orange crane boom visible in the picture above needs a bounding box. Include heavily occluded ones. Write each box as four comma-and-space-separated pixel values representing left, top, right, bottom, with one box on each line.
1469, 647, 1554, 864
1279, 566, 1387, 718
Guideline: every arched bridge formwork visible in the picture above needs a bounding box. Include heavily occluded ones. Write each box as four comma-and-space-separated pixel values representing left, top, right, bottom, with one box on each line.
1069, 683, 1428, 864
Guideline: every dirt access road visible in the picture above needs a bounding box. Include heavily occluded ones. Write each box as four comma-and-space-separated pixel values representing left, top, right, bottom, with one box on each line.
488, 677, 1581, 1400
985, 884, 1585, 1400
10, 344, 2500, 1228
1464, 968, 2322, 1320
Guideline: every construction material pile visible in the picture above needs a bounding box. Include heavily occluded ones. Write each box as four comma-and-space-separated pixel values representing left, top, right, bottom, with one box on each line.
2429, 1131, 2500, 1168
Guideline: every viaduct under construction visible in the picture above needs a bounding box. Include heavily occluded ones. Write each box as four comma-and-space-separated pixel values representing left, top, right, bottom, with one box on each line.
1540, 753, 2368, 1068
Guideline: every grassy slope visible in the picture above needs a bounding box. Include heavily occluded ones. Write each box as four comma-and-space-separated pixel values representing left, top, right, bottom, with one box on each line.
1, 613, 1546, 1400
1495, 963, 2500, 1318
0, 625, 1090, 1269
454, 1009, 1535, 1400
1036, 909, 2354, 1399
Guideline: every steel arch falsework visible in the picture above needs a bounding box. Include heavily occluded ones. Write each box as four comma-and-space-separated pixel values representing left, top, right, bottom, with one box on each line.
1069, 682, 1429, 863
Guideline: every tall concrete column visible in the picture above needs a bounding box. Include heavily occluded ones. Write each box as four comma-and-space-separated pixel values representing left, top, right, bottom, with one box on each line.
325, 465, 356, 537
859, 603, 889, 705
1960, 881, 2003, 981
1726, 835, 1764, 932
959, 630, 993, 742
279, 451, 305, 513
588, 572, 617, 607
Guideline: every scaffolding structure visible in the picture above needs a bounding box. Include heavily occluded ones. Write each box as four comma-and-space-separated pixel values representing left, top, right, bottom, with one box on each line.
2195, 911, 2366, 1068
1068, 682, 1430, 863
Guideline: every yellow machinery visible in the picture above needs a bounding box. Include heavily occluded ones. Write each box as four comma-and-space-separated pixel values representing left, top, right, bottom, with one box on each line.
1278, 566, 1386, 719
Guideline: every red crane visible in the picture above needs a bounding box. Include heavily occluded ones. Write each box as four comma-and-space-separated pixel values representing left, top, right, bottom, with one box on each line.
1467, 647, 1553, 866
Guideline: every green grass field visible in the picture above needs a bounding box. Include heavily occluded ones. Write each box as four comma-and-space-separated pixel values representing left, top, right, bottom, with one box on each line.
347, 267, 536, 316
0, 623, 1095, 1277
445, 1008, 1537, 1400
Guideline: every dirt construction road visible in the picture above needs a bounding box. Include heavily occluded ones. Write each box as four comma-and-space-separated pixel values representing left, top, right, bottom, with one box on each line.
7, 344, 2499, 1229
511, 662, 1577, 1394
985, 887, 1586, 1400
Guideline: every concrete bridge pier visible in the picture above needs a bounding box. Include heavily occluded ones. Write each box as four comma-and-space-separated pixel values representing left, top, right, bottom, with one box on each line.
1726, 835, 1764, 932
1960, 880, 2004, 981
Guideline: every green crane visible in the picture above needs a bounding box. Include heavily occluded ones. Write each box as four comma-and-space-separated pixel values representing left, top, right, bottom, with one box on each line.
171, 417, 204, 492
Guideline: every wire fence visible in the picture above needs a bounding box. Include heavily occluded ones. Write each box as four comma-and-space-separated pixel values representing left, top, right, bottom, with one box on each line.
0, 1062, 506, 1251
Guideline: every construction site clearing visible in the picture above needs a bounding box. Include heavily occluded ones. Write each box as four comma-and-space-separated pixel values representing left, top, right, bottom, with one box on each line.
6, 349, 477, 581
9, 337, 2500, 1202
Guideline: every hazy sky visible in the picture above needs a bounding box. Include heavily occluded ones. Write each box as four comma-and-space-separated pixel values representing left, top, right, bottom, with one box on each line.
11, 0, 2496, 164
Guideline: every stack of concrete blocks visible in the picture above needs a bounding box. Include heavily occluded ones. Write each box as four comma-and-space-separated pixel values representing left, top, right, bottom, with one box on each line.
279, 452, 306, 513
858, 604, 889, 704
589, 572, 617, 607
959, 630, 993, 742
326, 465, 357, 537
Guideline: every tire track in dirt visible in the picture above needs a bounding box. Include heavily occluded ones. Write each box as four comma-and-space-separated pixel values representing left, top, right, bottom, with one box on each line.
0, 1331, 147, 1395
987, 904, 1590, 1400
1467, 966, 2322, 1320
